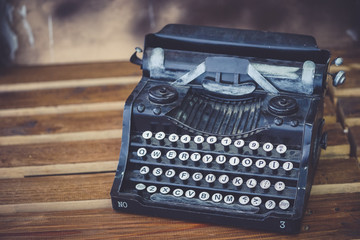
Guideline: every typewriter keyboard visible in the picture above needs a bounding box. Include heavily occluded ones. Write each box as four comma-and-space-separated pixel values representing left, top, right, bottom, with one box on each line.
121, 130, 301, 214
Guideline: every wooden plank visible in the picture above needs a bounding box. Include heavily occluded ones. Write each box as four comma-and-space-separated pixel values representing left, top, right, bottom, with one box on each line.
0, 84, 136, 109
0, 139, 121, 168
348, 126, 360, 167
337, 97, 360, 128
321, 123, 350, 159
0, 62, 140, 84
323, 95, 337, 125
0, 110, 122, 136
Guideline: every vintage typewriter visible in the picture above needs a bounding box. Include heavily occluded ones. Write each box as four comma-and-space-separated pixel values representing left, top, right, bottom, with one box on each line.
110, 24, 345, 233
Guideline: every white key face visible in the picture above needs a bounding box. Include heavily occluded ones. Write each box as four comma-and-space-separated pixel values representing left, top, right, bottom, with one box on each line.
190, 152, 201, 162
239, 195, 250, 205
179, 171, 190, 180
269, 161, 280, 170
279, 200, 290, 210
160, 186, 170, 194
232, 177, 243, 186
192, 172, 203, 181
263, 142, 273, 152
229, 156, 240, 166
155, 131, 166, 140
276, 144, 287, 154
180, 135, 191, 144
242, 158, 253, 167
137, 148, 147, 157
185, 189, 196, 198
151, 150, 162, 159
152, 167, 163, 177
246, 178, 257, 189
274, 181, 286, 191
135, 183, 146, 191
249, 141, 260, 150
215, 155, 226, 164
255, 159, 266, 169
218, 174, 229, 184
179, 152, 189, 161
139, 166, 150, 175
168, 133, 179, 142
147, 185, 157, 193
251, 197, 262, 206
265, 200, 276, 210
221, 137, 232, 146
260, 179, 271, 190
173, 188, 184, 197
199, 191, 210, 201
202, 154, 213, 164
205, 174, 216, 183
166, 150, 177, 160
206, 136, 217, 144
194, 135, 204, 144
234, 139, 245, 148
224, 195, 235, 204
283, 161, 294, 171
142, 131, 152, 139
165, 169, 175, 178
212, 193, 223, 202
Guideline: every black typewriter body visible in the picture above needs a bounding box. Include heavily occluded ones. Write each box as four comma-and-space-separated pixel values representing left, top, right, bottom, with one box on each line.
110, 24, 332, 233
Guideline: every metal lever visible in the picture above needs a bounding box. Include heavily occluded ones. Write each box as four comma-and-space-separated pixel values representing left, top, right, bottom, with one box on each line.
130, 47, 143, 66
328, 57, 346, 87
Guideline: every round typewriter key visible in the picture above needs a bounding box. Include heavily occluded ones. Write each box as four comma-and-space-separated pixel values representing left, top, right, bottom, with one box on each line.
229, 156, 240, 166
155, 131, 166, 141
283, 161, 294, 171
269, 160, 280, 170
160, 186, 170, 194
192, 172, 203, 182
249, 141, 260, 150
265, 200, 276, 210
246, 178, 257, 189
255, 159, 266, 169
279, 200, 290, 210
234, 139, 245, 148
152, 167, 163, 177
146, 185, 157, 193
263, 142, 273, 152
224, 195, 235, 204
206, 136, 217, 144
179, 171, 190, 181
260, 179, 271, 190
274, 181, 286, 192
168, 133, 179, 143
151, 150, 162, 159
166, 150, 177, 160
221, 137, 232, 146
212, 193, 223, 203
242, 158, 253, 168
218, 174, 229, 184
139, 166, 150, 175
202, 154, 213, 164
239, 195, 250, 205
137, 148, 147, 157
194, 135, 204, 144
165, 169, 176, 178
142, 131, 152, 140
232, 177, 243, 187
251, 197, 262, 206
276, 144, 287, 154
180, 134, 191, 144
215, 155, 226, 165
179, 152, 189, 161
205, 174, 216, 183
185, 189, 196, 198
135, 183, 146, 191
190, 152, 201, 162
173, 188, 184, 197
199, 192, 210, 201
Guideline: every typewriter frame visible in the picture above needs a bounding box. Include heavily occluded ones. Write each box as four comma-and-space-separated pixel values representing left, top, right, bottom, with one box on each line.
110, 24, 330, 234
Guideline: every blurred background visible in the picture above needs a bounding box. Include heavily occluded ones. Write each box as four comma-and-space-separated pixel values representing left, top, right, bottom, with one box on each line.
0, 0, 359, 67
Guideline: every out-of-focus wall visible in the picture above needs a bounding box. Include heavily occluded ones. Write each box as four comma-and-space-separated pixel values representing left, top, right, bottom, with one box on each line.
1, 0, 359, 66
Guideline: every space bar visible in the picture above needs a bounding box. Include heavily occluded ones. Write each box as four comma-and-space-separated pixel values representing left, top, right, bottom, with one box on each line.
149, 193, 259, 214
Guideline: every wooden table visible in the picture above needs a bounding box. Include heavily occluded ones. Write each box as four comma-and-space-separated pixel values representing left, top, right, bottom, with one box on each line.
0, 50, 359, 239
